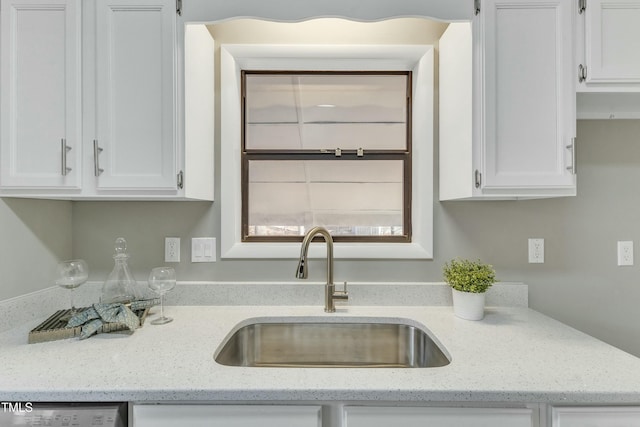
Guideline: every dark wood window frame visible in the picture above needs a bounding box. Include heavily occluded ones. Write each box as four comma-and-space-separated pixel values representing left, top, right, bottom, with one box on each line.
241, 70, 412, 243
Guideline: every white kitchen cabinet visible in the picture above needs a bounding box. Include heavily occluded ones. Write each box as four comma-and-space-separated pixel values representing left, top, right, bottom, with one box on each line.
439, 0, 576, 200
576, 0, 640, 118
1, 0, 214, 200
90, 0, 214, 200
578, 0, 640, 88
344, 406, 535, 427
0, 0, 82, 190
133, 404, 322, 427
551, 406, 640, 427
93, 0, 177, 193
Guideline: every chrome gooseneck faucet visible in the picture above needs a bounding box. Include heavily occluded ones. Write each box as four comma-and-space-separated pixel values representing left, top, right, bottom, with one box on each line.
296, 226, 348, 313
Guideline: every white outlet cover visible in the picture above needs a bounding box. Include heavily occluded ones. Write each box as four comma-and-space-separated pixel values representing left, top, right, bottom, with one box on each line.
528, 238, 544, 264
164, 237, 180, 263
617, 241, 634, 266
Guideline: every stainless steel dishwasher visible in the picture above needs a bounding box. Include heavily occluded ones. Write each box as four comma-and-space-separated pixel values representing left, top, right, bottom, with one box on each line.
0, 402, 127, 426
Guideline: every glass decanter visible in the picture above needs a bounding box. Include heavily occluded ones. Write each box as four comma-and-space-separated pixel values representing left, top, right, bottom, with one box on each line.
101, 237, 141, 304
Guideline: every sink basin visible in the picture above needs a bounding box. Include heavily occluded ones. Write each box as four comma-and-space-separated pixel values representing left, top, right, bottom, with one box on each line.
214, 319, 450, 368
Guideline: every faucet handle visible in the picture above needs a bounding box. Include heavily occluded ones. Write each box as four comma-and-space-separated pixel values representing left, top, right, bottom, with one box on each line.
334, 281, 349, 300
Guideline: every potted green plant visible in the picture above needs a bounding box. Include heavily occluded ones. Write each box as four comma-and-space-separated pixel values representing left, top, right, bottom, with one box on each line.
443, 258, 497, 320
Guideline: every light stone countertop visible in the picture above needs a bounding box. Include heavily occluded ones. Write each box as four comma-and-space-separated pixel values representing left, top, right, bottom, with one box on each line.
1, 304, 639, 404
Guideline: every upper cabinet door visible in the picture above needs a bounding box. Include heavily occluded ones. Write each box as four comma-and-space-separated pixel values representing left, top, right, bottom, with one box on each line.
585, 0, 640, 84
94, 0, 177, 191
481, 0, 576, 191
0, 0, 82, 189
439, 0, 576, 200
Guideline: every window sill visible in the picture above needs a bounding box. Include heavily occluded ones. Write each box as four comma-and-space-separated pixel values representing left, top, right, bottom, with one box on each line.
222, 241, 432, 259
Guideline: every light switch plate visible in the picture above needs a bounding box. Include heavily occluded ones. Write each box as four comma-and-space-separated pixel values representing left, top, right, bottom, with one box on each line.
192, 237, 216, 263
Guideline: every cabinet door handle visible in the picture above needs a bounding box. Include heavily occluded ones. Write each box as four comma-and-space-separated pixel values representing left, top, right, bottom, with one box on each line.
93, 140, 104, 176
61, 139, 72, 176
578, 64, 587, 83
177, 170, 184, 189
474, 169, 482, 189
566, 138, 576, 175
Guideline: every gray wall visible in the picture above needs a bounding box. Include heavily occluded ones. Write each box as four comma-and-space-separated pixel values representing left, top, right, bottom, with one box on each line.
0, 198, 72, 300
71, 120, 640, 357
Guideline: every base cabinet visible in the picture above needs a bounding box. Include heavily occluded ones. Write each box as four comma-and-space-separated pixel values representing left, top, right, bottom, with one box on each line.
133, 404, 322, 427
551, 406, 640, 427
133, 404, 537, 427
133, 403, 640, 427
344, 406, 534, 427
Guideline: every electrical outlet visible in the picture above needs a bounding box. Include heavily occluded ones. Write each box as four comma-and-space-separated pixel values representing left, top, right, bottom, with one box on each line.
617, 241, 634, 266
165, 237, 180, 262
528, 238, 544, 264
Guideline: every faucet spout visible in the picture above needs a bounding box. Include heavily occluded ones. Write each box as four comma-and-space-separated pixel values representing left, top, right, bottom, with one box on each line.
295, 256, 307, 279
295, 226, 347, 312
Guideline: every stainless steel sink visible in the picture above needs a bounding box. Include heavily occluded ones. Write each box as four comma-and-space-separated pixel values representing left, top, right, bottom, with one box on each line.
214, 320, 450, 368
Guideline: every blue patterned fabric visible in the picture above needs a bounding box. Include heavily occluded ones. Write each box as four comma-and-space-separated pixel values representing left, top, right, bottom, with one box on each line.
67, 303, 140, 340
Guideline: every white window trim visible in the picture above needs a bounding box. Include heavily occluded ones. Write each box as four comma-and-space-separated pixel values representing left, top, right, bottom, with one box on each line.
220, 44, 433, 259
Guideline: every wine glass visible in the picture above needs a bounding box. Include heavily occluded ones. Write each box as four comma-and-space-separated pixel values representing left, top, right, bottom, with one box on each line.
147, 267, 176, 325
55, 259, 89, 317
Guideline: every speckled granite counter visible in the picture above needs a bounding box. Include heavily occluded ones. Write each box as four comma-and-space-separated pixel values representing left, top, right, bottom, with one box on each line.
1, 305, 639, 404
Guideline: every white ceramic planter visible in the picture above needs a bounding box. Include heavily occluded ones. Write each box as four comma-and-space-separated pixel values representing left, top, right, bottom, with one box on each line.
451, 288, 486, 321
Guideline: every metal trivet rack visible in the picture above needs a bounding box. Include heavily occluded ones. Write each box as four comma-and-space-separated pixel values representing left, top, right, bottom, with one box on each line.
28, 306, 150, 344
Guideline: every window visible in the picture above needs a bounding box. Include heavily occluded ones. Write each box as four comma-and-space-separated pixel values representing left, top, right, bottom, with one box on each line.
219, 44, 433, 259
241, 71, 412, 242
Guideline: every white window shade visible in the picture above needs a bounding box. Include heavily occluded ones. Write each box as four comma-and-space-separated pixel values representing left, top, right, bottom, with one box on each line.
248, 160, 403, 234
245, 73, 408, 151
